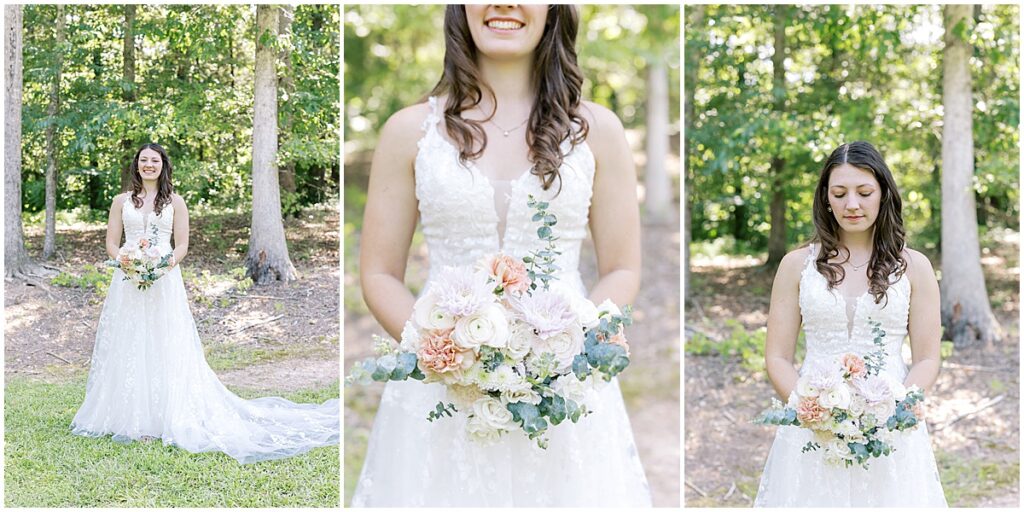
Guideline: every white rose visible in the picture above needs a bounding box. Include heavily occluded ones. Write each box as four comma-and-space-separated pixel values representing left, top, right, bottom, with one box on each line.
796, 375, 821, 398
413, 289, 456, 330
472, 396, 516, 431
552, 375, 591, 405
501, 386, 542, 405
532, 327, 584, 372
465, 415, 502, 444
454, 303, 509, 351
818, 384, 852, 410
571, 296, 600, 329
826, 439, 855, 462
446, 384, 485, 410
596, 299, 622, 318
869, 400, 896, 421
505, 321, 536, 361
848, 395, 867, 418
881, 374, 908, 401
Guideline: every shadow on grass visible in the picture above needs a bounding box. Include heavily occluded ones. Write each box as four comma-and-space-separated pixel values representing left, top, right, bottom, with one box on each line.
4, 377, 340, 507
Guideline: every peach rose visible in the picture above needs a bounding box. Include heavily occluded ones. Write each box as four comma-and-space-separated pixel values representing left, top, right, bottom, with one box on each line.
840, 353, 867, 379
796, 397, 830, 426
139, 238, 150, 249
488, 254, 529, 294
417, 328, 475, 375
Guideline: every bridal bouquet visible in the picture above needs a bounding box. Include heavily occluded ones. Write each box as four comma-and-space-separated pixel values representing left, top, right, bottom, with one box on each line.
105, 224, 173, 290
755, 320, 925, 468
347, 196, 633, 448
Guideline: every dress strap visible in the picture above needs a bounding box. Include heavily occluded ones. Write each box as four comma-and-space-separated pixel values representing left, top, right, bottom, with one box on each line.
804, 242, 818, 268
421, 96, 443, 134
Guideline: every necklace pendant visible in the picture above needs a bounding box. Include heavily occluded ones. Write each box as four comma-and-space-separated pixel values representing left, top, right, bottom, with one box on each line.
503, 130, 510, 137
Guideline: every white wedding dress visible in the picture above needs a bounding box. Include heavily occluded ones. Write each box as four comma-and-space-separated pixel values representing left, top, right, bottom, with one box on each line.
70, 199, 339, 463
755, 243, 947, 507
350, 97, 652, 507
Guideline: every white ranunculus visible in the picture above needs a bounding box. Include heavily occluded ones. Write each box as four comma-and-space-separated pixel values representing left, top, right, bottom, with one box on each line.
596, 298, 622, 318
413, 289, 456, 331
465, 415, 502, 444
472, 396, 516, 431
796, 375, 821, 398
571, 295, 600, 329
827, 439, 854, 462
818, 384, 852, 410
453, 303, 509, 351
505, 321, 536, 361
532, 326, 585, 372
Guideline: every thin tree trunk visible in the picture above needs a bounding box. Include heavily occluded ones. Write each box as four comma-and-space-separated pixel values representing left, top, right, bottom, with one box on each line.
683, 5, 705, 302
120, 4, 136, 192
644, 59, 672, 225
88, 44, 103, 211
246, 5, 297, 284
766, 6, 788, 268
43, 5, 65, 260
940, 5, 1002, 347
278, 4, 297, 200
5, 5, 35, 277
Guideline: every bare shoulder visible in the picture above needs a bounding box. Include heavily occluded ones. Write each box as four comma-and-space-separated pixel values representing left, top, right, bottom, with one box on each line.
902, 247, 936, 282
170, 193, 188, 210
111, 192, 129, 208
775, 246, 812, 283
379, 101, 433, 149
579, 100, 626, 144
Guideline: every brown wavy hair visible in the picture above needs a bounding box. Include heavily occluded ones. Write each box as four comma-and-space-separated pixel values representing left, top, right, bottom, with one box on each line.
811, 141, 908, 305
128, 143, 174, 216
430, 5, 589, 191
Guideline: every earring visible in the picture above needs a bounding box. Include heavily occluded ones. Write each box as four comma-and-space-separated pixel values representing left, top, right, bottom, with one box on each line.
827, 206, 832, 212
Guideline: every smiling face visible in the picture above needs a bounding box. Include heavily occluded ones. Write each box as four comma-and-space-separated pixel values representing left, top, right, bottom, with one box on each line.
827, 163, 882, 234
137, 148, 163, 182
464, 5, 548, 60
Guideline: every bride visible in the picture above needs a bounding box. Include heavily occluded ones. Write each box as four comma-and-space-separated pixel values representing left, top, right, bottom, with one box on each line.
71, 143, 338, 464
351, 4, 651, 507
756, 141, 947, 506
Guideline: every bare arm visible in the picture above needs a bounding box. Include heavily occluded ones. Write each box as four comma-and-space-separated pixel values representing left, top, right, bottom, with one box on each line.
359, 105, 424, 340
584, 102, 642, 306
764, 248, 807, 400
170, 194, 189, 267
106, 194, 127, 259
903, 249, 942, 391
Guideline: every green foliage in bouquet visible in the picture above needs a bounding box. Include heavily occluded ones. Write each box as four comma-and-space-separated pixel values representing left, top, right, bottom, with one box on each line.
523, 195, 561, 293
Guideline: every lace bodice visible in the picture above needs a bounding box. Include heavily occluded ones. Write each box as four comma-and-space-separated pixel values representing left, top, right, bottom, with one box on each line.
122, 198, 174, 253
414, 96, 595, 294
799, 243, 910, 376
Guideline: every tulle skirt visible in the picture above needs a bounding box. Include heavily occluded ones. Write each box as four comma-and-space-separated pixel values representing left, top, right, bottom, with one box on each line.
350, 377, 652, 507
71, 266, 339, 463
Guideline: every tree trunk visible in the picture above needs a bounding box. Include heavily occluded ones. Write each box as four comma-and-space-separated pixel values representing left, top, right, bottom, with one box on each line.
43, 5, 64, 260
766, 6, 788, 268
5, 5, 35, 277
120, 4, 136, 192
643, 59, 672, 225
246, 5, 297, 284
278, 4, 297, 199
940, 5, 1002, 347
88, 45, 103, 211
683, 5, 705, 302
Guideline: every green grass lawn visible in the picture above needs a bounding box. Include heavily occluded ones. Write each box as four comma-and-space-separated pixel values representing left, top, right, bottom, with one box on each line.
5, 377, 340, 507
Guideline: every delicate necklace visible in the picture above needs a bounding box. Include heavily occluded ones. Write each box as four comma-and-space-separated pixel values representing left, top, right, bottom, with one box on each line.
848, 257, 870, 271
485, 114, 530, 137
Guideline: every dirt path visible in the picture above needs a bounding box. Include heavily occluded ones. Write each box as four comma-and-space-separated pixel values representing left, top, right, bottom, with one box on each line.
684, 232, 1020, 507
4, 206, 340, 392
343, 219, 681, 506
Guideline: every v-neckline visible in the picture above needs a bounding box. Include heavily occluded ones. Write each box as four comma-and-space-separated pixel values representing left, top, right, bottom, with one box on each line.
128, 198, 157, 234
436, 134, 533, 251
